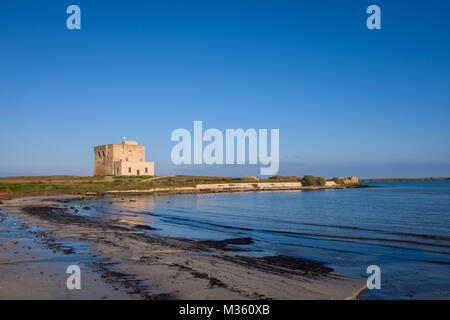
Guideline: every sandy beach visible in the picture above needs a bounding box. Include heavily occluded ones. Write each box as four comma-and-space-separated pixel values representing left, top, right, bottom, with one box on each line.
0, 195, 366, 300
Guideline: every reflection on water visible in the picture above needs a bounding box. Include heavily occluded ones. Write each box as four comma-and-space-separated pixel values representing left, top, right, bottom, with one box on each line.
77, 181, 450, 299
80, 197, 156, 228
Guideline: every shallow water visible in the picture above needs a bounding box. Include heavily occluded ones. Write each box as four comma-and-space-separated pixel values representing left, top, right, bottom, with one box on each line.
74, 181, 450, 299
0, 209, 99, 266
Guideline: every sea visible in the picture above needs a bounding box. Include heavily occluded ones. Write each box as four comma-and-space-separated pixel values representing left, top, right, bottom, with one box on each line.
73, 181, 450, 299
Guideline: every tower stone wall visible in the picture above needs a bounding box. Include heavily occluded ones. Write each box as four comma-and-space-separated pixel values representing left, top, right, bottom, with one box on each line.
94, 141, 154, 176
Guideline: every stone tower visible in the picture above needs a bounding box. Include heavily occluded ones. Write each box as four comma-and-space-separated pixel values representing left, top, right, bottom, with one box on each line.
94, 140, 155, 176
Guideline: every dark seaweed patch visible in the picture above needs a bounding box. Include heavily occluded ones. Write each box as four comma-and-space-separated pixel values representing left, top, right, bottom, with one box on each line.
198, 237, 254, 251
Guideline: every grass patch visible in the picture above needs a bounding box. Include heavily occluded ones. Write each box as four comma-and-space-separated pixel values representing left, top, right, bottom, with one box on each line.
0, 175, 304, 195
0, 174, 344, 195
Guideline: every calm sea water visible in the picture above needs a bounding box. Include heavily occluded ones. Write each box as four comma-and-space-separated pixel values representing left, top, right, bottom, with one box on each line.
77, 181, 450, 299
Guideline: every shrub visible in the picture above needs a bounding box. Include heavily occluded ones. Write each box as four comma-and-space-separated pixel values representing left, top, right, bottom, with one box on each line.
301, 175, 317, 186
301, 175, 326, 186
269, 175, 301, 181
269, 175, 283, 180
317, 176, 326, 186
332, 177, 346, 185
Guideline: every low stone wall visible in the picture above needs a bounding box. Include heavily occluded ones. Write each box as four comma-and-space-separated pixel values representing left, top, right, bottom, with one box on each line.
102, 182, 303, 194
196, 182, 302, 191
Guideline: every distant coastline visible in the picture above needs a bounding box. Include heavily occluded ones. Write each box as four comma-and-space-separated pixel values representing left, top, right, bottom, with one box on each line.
0, 175, 364, 200
361, 177, 450, 182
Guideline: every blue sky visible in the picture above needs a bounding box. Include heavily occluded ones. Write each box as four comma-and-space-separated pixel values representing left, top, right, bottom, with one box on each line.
1, 0, 450, 178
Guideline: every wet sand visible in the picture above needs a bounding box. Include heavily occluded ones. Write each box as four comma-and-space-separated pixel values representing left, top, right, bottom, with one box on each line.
0, 195, 366, 300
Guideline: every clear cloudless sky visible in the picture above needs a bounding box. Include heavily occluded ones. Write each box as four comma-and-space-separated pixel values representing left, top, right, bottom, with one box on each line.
1, 0, 450, 178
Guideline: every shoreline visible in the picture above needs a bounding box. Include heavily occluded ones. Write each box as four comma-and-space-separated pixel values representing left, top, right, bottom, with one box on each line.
0, 181, 372, 202
0, 194, 366, 300
360, 178, 450, 182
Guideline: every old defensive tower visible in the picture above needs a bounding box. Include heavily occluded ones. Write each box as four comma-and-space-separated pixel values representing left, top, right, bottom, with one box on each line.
94, 140, 155, 176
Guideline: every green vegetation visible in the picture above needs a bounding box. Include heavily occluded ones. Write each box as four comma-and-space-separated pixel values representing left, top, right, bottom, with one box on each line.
268, 175, 301, 181
0, 175, 303, 196
301, 175, 326, 186
0, 173, 363, 197
332, 177, 346, 185
316, 176, 326, 186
